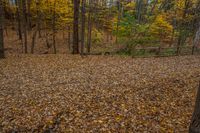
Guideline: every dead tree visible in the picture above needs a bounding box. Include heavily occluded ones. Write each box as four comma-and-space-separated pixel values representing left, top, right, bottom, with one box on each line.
189, 83, 200, 133
0, 0, 5, 58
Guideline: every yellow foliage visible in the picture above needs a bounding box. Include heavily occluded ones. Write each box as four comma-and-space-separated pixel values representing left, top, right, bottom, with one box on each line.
150, 14, 173, 41
125, 2, 135, 9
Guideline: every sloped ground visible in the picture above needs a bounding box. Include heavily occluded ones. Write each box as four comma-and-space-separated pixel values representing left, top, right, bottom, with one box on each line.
0, 55, 200, 132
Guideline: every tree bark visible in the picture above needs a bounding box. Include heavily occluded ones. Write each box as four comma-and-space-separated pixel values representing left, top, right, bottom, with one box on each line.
81, 0, 86, 55
36, 0, 41, 38
116, 0, 121, 44
27, 0, 31, 30
192, 23, 200, 55
0, 0, 5, 59
73, 0, 80, 54
52, 0, 57, 54
22, 0, 28, 53
31, 29, 37, 54
68, 26, 71, 52
15, 0, 22, 40
87, 0, 92, 54
189, 83, 200, 133
176, 0, 190, 55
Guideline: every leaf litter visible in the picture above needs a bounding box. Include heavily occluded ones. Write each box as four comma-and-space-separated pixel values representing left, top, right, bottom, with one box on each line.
0, 55, 200, 132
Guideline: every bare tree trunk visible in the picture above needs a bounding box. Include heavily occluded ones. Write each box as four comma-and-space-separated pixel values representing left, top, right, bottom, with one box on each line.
52, 0, 57, 54
31, 30, 37, 54
176, 36, 181, 55
45, 21, 50, 50
87, 0, 92, 54
36, 0, 41, 38
15, 0, 22, 40
22, 0, 28, 53
68, 26, 71, 52
189, 83, 200, 133
81, 0, 86, 55
176, 0, 189, 55
31, 0, 41, 54
116, 0, 121, 44
45, 0, 50, 50
27, 0, 31, 30
192, 23, 200, 55
45, 32, 50, 49
135, 0, 142, 23
73, 0, 80, 54
0, 0, 5, 58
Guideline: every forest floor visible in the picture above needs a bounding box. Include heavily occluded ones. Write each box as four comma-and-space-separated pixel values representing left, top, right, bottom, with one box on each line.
0, 54, 200, 132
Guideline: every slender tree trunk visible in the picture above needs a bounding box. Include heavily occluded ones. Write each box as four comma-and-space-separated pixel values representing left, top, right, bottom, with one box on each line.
31, 0, 40, 54
36, 0, 41, 38
176, 0, 189, 55
116, 0, 121, 44
31, 29, 37, 54
68, 26, 71, 52
73, 0, 80, 54
189, 83, 200, 133
0, 0, 5, 58
136, 0, 142, 23
45, 32, 50, 49
87, 0, 92, 54
192, 23, 200, 55
81, 0, 86, 55
15, 0, 22, 40
45, 21, 50, 49
52, 0, 57, 54
22, 0, 28, 53
27, 0, 31, 30
45, 0, 50, 50
176, 35, 181, 55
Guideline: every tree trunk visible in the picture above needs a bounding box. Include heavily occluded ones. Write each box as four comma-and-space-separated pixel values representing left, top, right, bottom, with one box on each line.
73, 0, 80, 54
68, 26, 71, 52
27, 0, 31, 30
87, 0, 92, 54
176, 0, 190, 55
0, 0, 5, 59
116, 0, 121, 44
36, 0, 41, 38
135, 0, 142, 23
22, 0, 28, 53
192, 23, 200, 55
81, 0, 86, 55
15, 0, 22, 40
189, 83, 200, 133
176, 35, 181, 55
52, 0, 57, 54
31, 29, 37, 54
45, 0, 50, 50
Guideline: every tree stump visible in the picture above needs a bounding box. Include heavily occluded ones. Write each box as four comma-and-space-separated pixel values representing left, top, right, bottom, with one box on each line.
189, 83, 200, 133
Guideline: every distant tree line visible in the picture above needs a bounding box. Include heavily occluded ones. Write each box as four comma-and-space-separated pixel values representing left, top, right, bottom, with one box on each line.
0, 0, 200, 58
